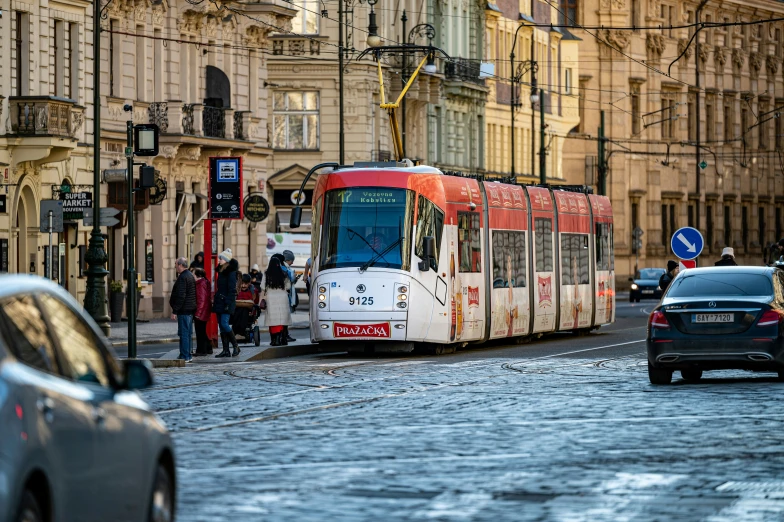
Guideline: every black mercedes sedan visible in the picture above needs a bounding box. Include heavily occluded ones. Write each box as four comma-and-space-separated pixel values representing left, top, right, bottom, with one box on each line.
629, 268, 666, 302
647, 266, 784, 384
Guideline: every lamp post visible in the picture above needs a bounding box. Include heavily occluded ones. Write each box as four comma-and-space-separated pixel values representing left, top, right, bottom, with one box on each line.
538, 83, 546, 184
509, 23, 534, 179
400, 19, 437, 160
84, 0, 110, 336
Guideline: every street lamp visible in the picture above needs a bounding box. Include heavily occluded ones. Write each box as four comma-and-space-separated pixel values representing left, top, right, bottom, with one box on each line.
400, 13, 436, 158
510, 23, 536, 180
365, 1, 381, 48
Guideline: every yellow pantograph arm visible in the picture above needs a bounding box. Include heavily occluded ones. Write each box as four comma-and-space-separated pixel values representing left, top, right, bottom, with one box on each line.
377, 53, 432, 161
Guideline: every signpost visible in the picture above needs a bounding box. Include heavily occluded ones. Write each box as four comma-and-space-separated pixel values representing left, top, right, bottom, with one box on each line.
671, 226, 704, 270
208, 157, 243, 220
83, 207, 121, 228
40, 200, 64, 280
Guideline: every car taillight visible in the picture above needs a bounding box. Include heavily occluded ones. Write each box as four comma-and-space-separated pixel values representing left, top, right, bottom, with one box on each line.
649, 310, 670, 330
756, 310, 784, 327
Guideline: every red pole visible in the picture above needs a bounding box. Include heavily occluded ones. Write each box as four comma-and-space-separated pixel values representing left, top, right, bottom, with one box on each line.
203, 219, 219, 347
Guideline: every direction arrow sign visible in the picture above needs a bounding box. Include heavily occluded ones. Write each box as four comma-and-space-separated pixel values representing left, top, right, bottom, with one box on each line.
83, 208, 121, 228
671, 227, 704, 261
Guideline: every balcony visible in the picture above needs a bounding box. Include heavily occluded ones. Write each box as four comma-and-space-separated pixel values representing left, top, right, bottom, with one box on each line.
144, 101, 259, 150
9, 96, 85, 138
444, 59, 485, 86
271, 37, 321, 57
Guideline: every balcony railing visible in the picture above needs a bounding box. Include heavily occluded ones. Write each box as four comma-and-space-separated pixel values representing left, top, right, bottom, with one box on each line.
203, 106, 225, 139
182, 104, 195, 135
9, 96, 84, 138
444, 59, 485, 86
272, 38, 321, 56
234, 111, 244, 140
148, 102, 169, 133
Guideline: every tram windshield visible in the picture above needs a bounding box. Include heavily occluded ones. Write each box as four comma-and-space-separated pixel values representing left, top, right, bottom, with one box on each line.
320, 188, 415, 271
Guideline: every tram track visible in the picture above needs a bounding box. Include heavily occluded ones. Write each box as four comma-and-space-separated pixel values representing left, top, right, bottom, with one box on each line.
170, 338, 646, 432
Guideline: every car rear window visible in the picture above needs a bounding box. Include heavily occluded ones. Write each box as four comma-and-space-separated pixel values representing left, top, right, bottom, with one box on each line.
666, 273, 773, 297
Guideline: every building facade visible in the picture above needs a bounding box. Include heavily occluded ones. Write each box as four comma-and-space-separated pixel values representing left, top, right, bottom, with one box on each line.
1, 0, 294, 320
563, 0, 784, 280
483, 0, 581, 183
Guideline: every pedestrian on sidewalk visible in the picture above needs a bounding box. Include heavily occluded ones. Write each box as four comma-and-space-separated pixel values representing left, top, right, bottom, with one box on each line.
170, 257, 197, 362
262, 257, 292, 346
190, 251, 205, 270
282, 250, 300, 343
193, 268, 213, 356
715, 247, 738, 266
214, 249, 241, 358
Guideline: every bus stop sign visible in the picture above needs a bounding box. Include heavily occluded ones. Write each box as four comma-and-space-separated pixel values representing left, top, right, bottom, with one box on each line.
670, 227, 704, 261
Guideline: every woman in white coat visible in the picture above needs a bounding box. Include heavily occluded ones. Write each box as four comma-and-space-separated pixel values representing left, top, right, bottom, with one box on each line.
262, 257, 292, 346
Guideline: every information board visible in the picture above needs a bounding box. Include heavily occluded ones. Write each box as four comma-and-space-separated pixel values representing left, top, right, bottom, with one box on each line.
209, 157, 243, 220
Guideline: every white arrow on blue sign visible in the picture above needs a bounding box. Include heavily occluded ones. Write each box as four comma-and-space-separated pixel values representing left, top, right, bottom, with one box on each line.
670, 227, 704, 260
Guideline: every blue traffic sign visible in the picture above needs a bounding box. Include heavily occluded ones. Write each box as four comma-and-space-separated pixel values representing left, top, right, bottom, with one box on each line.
670, 227, 704, 260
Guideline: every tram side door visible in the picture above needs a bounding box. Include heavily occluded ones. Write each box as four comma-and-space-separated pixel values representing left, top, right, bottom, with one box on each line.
526, 187, 557, 334
413, 195, 447, 342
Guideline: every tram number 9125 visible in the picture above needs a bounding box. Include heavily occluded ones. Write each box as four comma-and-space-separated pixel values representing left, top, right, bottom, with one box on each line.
349, 296, 374, 306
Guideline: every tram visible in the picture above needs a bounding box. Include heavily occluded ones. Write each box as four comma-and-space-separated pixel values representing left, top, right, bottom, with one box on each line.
290, 45, 615, 352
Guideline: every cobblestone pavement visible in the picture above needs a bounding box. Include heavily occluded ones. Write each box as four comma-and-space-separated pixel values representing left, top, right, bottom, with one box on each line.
142, 300, 784, 521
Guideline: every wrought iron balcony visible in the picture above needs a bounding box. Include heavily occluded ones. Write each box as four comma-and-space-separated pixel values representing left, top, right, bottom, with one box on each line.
182, 104, 195, 135
444, 59, 485, 86
203, 106, 226, 139
9, 96, 85, 138
148, 102, 169, 133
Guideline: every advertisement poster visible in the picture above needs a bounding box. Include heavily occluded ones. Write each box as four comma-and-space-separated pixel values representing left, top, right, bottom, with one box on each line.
266, 232, 311, 268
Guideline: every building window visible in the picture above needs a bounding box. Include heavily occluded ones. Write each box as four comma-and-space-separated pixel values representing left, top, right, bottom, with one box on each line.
724, 101, 733, 143
110, 19, 120, 97
272, 91, 320, 150
292, 0, 319, 34
136, 25, 145, 101
741, 106, 749, 147
661, 98, 676, 139
759, 207, 766, 247
661, 5, 675, 38
687, 98, 696, 141
14, 11, 30, 96
742, 206, 749, 250
54, 20, 64, 97
706, 96, 715, 142
457, 211, 481, 273
415, 195, 445, 264
688, 203, 695, 228
776, 107, 783, 150
631, 0, 640, 30
631, 90, 641, 135
706, 205, 714, 250
559, 0, 578, 26
564, 68, 572, 95
758, 101, 768, 150
777, 207, 783, 242
662, 203, 676, 253
724, 205, 732, 247
69, 23, 79, 101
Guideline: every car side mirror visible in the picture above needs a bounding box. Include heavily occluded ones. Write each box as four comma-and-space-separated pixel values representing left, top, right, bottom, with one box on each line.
290, 206, 302, 229
122, 359, 154, 390
418, 236, 436, 272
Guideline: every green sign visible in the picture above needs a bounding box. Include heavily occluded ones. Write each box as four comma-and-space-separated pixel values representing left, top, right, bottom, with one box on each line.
699, 161, 708, 170
59, 183, 71, 194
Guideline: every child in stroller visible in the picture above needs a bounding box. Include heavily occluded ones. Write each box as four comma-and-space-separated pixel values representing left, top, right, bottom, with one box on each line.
232, 274, 262, 346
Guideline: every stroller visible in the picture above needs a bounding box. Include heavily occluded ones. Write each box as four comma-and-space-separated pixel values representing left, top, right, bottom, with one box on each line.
232, 274, 262, 346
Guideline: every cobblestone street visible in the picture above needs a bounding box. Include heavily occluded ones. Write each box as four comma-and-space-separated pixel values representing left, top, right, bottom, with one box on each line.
142, 301, 784, 521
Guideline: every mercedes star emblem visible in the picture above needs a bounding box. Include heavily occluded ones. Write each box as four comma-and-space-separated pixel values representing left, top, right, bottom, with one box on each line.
709, 301, 717, 308
356, 284, 366, 293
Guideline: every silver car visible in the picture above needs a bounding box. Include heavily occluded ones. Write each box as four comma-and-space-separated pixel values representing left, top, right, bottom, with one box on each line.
0, 276, 175, 522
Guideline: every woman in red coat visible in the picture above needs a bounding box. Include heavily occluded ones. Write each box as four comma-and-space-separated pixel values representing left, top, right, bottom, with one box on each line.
193, 268, 213, 356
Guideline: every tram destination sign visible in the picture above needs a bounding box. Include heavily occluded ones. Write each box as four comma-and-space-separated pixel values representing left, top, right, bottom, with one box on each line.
59, 191, 92, 220
208, 157, 243, 220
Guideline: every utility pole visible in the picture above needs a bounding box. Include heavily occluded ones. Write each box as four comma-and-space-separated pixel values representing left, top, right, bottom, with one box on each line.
126, 118, 137, 359
539, 84, 546, 184
338, 0, 345, 164
530, 37, 536, 180
694, 0, 708, 232
510, 45, 516, 178
84, 0, 110, 336
401, 10, 408, 158
598, 110, 607, 196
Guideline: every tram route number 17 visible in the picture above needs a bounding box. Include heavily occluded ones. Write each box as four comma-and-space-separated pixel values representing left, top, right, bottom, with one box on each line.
349, 296, 374, 306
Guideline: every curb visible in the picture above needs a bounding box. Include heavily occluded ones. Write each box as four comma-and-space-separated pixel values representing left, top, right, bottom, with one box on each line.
247, 344, 323, 361
140, 358, 186, 368
109, 323, 310, 347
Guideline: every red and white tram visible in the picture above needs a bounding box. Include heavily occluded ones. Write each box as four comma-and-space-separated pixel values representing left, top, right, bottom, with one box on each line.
303, 164, 615, 352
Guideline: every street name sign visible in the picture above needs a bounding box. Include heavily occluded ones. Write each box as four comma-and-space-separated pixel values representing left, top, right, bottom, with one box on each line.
83, 207, 121, 228
40, 200, 64, 233
671, 227, 704, 261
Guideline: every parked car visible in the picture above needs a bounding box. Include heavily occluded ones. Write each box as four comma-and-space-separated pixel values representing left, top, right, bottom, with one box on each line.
629, 268, 666, 302
647, 266, 784, 384
0, 276, 176, 522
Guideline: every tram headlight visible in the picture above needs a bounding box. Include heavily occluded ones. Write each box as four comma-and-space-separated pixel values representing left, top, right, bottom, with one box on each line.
319, 286, 327, 294
397, 294, 407, 301
399, 286, 407, 293
396, 302, 407, 309
318, 294, 326, 301
318, 302, 326, 308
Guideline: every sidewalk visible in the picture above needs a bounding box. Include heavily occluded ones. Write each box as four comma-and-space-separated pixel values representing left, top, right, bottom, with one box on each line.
108, 310, 311, 346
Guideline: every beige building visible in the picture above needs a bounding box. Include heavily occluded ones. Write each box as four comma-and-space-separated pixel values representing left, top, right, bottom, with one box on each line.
563, 0, 784, 279
484, 0, 581, 182
1, 0, 295, 319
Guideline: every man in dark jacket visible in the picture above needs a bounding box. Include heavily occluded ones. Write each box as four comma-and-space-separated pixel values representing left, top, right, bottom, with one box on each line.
659, 260, 679, 293
715, 247, 738, 266
171, 257, 197, 361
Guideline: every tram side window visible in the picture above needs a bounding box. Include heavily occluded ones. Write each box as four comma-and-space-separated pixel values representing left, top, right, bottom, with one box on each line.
561, 234, 590, 285
415, 195, 445, 265
311, 197, 323, 267
458, 211, 481, 273
595, 222, 613, 271
492, 231, 527, 288
534, 218, 554, 272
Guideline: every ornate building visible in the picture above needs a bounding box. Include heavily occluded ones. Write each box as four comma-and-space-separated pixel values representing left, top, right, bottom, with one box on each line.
483, 0, 581, 183
0, 0, 294, 318
563, 0, 784, 279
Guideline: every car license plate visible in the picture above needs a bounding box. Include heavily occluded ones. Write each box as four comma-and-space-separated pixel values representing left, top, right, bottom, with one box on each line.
333, 322, 391, 338
692, 313, 733, 323
642, 290, 654, 294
